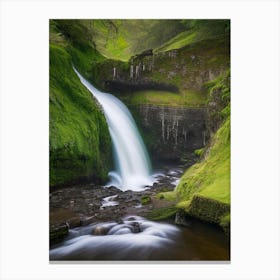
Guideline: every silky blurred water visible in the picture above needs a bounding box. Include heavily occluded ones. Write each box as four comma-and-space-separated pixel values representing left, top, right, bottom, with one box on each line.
74, 68, 153, 191
50, 216, 182, 260
50, 215, 229, 261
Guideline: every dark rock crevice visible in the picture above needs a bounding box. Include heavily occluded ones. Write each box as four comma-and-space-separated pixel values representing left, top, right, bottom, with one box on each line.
129, 105, 209, 163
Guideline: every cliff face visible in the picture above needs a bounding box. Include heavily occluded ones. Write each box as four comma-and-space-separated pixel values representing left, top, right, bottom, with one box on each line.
175, 117, 230, 232
92, 35, 229, 96
89, 33, 229, 164
49, 21, 112, 187
130, 105, 208, 162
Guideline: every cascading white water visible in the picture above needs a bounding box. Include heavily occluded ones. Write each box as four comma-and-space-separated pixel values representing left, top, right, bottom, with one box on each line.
50, 215, 182, 261
73, 68, 153, 191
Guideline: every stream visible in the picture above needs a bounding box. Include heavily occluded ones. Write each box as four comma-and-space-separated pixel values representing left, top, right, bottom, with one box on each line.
50, 167, 230, 261
50, 215, 229, 261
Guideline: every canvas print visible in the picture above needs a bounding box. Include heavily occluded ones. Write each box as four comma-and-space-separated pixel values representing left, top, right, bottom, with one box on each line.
49, 19, 230, 261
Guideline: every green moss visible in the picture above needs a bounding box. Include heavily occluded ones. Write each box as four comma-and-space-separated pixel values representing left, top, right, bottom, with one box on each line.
147, 206, 177, 221
85, 19, 229, 61
51, 19, 106, 77
68, 45, 105, 78
156, 191, 178, 201
140, 196, 152, 205
205, 70, 231, 122
194, 148, 204, 157
185, 195, 230, 224
49, 24, 111, 187
174, 70, 231, 217
220, 213, 230, 226
176, 117, 230, 204
176, 200, 191, 209
219, 213, 230, 235
155, 20, 230, 53
87, 20, 186, 61
120, 90, 207, 108
155, 30, 197, 52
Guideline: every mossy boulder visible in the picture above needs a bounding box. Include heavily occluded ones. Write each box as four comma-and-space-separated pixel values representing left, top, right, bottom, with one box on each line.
147, 206, 177, 221
186, 195, 229, 224
140, 196, 152, 205
220, 213, 230, 236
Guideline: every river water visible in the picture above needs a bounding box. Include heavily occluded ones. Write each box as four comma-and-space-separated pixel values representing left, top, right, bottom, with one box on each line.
50, 215, 229, 261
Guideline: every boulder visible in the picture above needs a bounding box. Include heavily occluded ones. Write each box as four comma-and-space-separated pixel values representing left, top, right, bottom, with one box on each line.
175, 210, 192, 227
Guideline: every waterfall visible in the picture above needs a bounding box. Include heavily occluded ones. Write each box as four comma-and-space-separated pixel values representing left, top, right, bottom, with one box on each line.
73, 68, 153, 191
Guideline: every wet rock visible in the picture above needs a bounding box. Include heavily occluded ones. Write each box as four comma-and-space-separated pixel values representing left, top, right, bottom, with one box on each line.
141, 196, 151, 205
67, 217, 81, 228
50, 167, 183, 231
92, 225, 109, 235
130, 222, 141, 233
116, 218, 124, 224
107, 186, 121, 194
50, 223, 69, 245
80, 216, 95, 226
175, 210, 192, 227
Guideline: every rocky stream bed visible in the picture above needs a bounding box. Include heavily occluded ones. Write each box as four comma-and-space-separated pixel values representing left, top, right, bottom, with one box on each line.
50, 167, 182, 245
49, 167, 230, 261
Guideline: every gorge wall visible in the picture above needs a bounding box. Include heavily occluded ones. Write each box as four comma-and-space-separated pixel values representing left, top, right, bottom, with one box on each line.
89, 34, 229, 164
49, 21, 112, 188
130, 105, 209, 163
91, 35, 230, 95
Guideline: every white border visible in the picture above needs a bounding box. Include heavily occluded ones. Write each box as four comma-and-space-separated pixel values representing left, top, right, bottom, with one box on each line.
0, 0, 279, 279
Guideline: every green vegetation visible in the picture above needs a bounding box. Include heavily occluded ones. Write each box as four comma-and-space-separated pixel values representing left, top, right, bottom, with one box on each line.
205, 69, 231, 121
120, 90, 207, 108
186, 195, 230, 226
76, 19, 229, 61
155, 30, 196, 52
51, 20, 106, 76
176, 117, 230, 204
49, 20, 111, 187
50, 19, 186, 61
81, 20, 186, 61
140, 196, 152, 205
220, 213, 230, 235
152, 115, 231, 231
156, 191, 178, 201
155, 19, 230, 53
147, 35, 230, 94
147, 206, 177, 221
155, 68, 230, 229
194, 148, 204, 157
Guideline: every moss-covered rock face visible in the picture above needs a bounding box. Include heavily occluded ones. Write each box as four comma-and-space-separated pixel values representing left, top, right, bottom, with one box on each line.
187, 195, 230, 224
88, 20, 229, 110
205, 70, 230, 132
49, 21, 111, 187
173, 90, 230, 231
152, 69, 231, 231
176, 117, 230, 204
